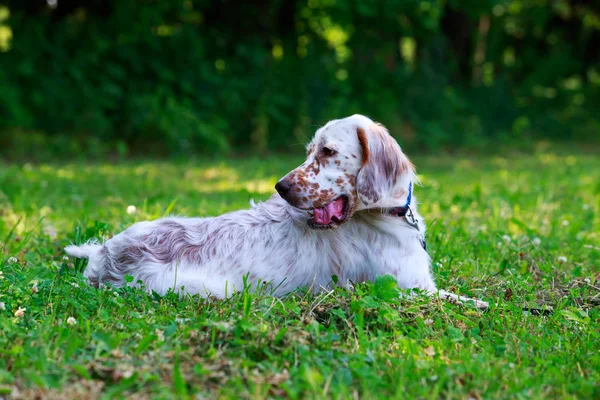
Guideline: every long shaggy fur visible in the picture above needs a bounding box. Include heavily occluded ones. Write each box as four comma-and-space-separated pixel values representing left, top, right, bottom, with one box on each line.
65, 115, 487, 308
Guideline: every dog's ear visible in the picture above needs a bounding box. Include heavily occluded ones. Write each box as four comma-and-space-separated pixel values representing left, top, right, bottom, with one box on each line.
356, 123, 415, 208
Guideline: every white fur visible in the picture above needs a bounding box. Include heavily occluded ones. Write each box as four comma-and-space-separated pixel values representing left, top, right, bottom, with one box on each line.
65, 115, 488, 309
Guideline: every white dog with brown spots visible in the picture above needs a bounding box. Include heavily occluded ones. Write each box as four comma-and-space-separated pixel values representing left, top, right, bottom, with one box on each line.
66, 114, 488, 308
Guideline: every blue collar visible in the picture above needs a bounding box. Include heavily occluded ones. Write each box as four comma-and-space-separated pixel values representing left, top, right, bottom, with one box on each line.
389, 181, 413, 217
388, 181, 426, 249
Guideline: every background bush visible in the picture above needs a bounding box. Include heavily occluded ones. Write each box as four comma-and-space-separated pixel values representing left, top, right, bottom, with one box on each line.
0, 0, 599, 158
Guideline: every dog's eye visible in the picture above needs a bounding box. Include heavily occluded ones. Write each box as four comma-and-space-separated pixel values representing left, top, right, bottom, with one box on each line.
323, 147, 336, 156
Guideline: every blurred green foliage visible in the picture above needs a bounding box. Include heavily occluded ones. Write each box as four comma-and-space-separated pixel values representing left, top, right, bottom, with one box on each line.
0, 0, 599, 158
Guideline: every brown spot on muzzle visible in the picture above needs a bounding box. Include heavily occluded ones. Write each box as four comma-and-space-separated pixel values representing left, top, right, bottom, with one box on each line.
279, 168, 312, 206
306, 161, 320, 175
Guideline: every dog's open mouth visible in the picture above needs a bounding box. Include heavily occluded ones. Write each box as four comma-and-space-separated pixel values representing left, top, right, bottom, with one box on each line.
307, 196, 349, 229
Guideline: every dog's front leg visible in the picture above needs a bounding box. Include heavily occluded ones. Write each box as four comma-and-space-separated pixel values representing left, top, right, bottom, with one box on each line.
380, 248, 489, 310
436, 290, 489, 310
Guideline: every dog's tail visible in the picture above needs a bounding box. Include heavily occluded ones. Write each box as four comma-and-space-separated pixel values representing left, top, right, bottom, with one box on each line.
65, 243, 102, 259
65, 241, 107, 286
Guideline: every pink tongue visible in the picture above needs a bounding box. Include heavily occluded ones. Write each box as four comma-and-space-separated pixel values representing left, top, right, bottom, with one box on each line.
313, 198, 345, 225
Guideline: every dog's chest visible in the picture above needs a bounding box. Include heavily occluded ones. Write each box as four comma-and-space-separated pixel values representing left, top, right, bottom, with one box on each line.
306, 227, 402, 283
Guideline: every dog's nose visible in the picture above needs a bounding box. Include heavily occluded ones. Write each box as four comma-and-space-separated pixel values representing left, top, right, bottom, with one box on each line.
275, 179, 293, 198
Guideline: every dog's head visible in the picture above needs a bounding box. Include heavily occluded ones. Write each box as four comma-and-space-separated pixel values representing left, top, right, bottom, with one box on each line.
276, 114, 415, 229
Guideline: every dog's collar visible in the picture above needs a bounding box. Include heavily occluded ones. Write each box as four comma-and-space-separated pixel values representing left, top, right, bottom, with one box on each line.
388, 182, 426, 250
388, 181, 419, 230
388, 181, 413, 218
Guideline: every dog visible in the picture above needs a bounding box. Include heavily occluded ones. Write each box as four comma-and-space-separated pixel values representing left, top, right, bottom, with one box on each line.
65, 114, 488, 308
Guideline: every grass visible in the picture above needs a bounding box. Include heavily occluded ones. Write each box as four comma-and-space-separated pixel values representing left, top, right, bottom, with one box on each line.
0, 152, 599, 399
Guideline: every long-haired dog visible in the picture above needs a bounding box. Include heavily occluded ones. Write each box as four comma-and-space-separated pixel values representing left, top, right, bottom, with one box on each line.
66, 114, 488, 308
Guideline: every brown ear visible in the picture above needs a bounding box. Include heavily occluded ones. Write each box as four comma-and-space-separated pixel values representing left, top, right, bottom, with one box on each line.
356, 123, 414, 207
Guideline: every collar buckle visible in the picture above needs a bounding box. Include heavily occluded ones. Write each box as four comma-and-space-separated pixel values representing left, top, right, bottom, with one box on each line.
387, 181, 420, 231
404, 205, 420, 231
386, 183, 426, 250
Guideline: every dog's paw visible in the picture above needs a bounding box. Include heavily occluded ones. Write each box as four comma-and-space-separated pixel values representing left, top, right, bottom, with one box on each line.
438, 289, 489, 310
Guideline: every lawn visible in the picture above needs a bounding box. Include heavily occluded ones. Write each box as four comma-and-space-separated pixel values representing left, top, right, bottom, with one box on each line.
0, 152, 599, 399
